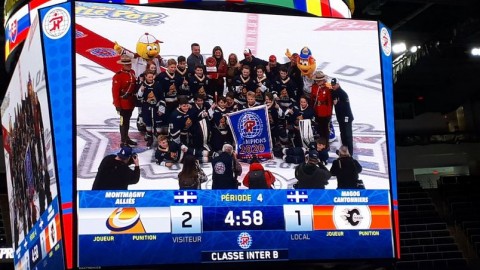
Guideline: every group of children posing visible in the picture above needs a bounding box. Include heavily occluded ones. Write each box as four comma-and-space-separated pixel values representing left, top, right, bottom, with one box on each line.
132, 48, 329, 168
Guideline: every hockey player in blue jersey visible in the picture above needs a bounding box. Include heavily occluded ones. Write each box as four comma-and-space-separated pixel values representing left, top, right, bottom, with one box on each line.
169, 97, 193, 146
137, 70, 164, 147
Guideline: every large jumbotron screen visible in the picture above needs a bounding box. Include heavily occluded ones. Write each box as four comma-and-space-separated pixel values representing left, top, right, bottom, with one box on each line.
3, 0, 399, 268
74, 1, 398, 267
1, 14, 65, 270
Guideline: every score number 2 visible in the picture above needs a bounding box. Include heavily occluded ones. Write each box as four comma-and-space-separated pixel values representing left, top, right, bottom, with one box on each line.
225, 210, 263, 226
171, 206, 202, 234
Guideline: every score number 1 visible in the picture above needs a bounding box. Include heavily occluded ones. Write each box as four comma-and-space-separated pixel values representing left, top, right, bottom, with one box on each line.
283, 205, 313, 231
225, 210, 263, 226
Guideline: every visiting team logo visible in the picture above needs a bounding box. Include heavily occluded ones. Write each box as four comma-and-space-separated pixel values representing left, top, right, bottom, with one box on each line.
238, 112, 263, 139
43, 7, 71, 40
106, 208, 146, 233
237, 232, 252, 249
333, 205, 372, 230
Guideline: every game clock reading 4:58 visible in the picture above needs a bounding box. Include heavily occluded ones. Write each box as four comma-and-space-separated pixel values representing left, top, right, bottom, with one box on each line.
169, 205, 315, 233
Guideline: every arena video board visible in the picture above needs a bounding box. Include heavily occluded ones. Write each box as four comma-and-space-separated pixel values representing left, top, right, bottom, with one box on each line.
73, 2, 399, 267
1, 14, 65, 270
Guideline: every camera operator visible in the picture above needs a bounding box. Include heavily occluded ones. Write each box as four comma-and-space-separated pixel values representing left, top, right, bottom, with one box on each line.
294, 150, 331, 189
330, 146, 362, 189
92, 146, 140, 190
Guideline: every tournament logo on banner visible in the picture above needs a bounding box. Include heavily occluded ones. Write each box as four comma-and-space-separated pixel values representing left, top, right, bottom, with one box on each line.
227, 105, 273, 160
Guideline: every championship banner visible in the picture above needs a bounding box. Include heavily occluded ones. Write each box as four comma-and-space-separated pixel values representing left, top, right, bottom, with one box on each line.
226, 105, 273, 160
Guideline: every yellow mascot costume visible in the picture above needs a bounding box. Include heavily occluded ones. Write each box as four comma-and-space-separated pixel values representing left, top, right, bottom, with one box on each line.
114, 33, 165, 132
114, 33, 165, 77
286, 46, 316, 98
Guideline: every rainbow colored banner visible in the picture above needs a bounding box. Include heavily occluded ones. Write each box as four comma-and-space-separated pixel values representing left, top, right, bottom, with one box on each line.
76, 0, 352, 18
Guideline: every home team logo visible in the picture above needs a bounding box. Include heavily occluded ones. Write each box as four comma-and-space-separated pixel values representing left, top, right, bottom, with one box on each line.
238, 112, 263, 139
333, 205, 372, 230
237, 232, 252, 249
9, 19, 18, 42
43, 7, 71, 40
106, 208, 146, 233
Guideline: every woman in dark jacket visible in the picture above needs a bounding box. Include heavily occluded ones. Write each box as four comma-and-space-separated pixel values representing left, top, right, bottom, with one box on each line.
178, 154, 203, 189
294, 150, 331, 189
330, 146, 362, 189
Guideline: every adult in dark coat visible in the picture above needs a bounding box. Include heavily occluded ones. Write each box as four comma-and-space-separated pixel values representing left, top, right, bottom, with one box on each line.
331, 78, 355, 155
211, 144, 242, 189
92, 146, 140, 190
330, 146, 362, 189
239, 48, 268, 73
294, 150, 331, 189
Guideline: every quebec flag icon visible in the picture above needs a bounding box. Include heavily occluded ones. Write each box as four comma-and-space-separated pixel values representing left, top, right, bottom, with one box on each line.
174, 191, 198, 204
287, 190, 308, 203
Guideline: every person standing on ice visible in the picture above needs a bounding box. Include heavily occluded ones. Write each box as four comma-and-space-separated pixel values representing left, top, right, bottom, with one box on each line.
112, 55, 138, 148
331, 78, 354, 155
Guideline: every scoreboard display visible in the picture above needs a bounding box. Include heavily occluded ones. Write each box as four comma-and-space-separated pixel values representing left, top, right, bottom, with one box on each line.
78, 190, 394, 265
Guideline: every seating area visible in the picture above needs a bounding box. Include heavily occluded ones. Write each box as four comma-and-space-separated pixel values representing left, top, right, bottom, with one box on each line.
438, 176, 480, 260
395, 181, 469, 270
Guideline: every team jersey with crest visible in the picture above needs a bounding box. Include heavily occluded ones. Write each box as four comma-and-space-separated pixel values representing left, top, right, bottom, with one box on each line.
273, 75, 298, 100
233, 75, 256, 105
169, 107, 193, 143
189, 74, 210, 97
156, 71, 181, 110
175, 67, 191, 97
155, 140, 184, 165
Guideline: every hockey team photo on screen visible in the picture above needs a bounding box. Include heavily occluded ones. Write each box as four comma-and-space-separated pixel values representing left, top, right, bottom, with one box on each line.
75, 2, 390, 192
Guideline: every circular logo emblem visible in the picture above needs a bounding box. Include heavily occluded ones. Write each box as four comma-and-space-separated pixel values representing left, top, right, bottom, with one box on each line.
237, 232, 252, 249
380, 27, 392, 57
214, 162, 226, 174
43, 7, 71, 40
333, 205, 372, 229
238, 112, 263, 139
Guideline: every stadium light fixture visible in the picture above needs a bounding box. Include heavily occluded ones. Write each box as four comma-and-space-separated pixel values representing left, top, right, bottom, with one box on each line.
392, 42, 407, 54
471, 47, 480, 56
